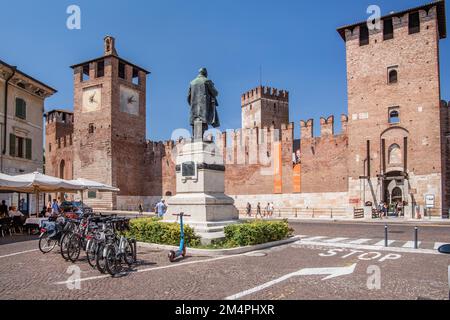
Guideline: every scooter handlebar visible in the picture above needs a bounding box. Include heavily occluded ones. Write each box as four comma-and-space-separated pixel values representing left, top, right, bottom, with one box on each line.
172, 213, 191, 217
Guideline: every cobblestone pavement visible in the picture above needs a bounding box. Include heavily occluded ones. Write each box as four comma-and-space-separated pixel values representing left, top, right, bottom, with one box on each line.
1, 222, 449, 300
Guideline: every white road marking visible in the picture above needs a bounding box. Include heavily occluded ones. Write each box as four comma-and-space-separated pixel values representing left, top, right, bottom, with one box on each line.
348, 239, 371, 245
0, 249, 39, 259
55, 252, 248, 285
323, 237, 348, 243
374, 240, 395, 246
225, 264, 357, 300
402, 241, 421, 248
301, 236, 328, 242
295, 240, 439, 255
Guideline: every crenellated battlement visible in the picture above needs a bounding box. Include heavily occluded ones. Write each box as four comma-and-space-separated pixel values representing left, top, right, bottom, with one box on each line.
45, 109, 74, 125
301, 114, 349, 139
241, 86, 289, 106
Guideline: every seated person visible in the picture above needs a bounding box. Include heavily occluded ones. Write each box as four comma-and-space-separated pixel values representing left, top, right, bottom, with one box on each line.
8, 206, 24, 218
39, 206, 47, 218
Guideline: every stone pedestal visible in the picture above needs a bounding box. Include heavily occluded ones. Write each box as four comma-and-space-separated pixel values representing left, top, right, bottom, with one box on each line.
165, 141, 239, 244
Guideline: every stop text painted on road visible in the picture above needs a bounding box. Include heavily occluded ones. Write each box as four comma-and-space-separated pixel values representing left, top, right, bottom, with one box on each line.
319, 249, 402, 262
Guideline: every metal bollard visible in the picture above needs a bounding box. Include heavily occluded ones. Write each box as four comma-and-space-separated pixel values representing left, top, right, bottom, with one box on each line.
414, 226, 419, 249
385, 225, 388, 247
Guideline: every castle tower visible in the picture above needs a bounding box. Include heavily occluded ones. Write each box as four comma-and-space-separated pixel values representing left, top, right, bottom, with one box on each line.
241, 86, 289, 130
70, 36, 150, 210
45, 110, 74, 180
337, 1, 447, 217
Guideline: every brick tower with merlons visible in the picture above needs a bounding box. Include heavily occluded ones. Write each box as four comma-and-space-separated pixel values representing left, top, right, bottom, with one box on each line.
71, 36, 150, 210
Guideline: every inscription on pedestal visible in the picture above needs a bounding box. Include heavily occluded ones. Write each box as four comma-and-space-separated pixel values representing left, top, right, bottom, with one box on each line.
182, 161, 197, 177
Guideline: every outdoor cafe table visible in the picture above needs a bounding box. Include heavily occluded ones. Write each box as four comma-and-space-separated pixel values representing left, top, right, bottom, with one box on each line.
24, 217, 48, 228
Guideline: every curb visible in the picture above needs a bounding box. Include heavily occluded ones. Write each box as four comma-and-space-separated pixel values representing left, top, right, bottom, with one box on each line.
137, 235, 302, 256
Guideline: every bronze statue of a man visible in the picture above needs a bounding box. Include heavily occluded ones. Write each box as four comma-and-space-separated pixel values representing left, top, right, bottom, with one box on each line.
187, 68, 220, 139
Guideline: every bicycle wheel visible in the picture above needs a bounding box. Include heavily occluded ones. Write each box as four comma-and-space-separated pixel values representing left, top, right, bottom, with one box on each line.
60, 233, 71, 261
123, 239, 135, 266
104, 244, 121, 276
67, 234, 81, 263
86, 239, 98, 269
38, 232, 57, 254
96, 242, 107, 274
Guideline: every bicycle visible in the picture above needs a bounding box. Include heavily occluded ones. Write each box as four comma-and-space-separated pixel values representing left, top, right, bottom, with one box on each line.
102, 218, 136, 276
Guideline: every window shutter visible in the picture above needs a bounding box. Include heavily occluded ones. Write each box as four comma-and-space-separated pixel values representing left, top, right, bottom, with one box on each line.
15, 98, 26, 119
9, 134, 16, 156
26, 138, 32, 160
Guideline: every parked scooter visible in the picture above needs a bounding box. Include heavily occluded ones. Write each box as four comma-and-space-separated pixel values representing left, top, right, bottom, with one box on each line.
168, 212, 191, 262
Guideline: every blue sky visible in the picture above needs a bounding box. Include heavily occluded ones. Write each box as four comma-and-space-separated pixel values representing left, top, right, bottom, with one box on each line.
0, 0, 448, 140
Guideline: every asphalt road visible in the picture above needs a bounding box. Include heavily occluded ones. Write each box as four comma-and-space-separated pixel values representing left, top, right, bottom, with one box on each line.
0, 221, 449, 300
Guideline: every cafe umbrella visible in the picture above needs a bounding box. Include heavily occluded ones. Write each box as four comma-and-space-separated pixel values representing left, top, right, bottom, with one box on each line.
68, 178, 120, 210
0, 172, 83, 215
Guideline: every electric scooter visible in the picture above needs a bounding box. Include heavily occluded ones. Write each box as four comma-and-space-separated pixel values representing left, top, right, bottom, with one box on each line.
168, 212, 191, 262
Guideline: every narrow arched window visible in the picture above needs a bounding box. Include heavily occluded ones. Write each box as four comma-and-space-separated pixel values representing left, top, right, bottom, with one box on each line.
388, 144, 402, 165
389, 108, 400, 124
59, 160, 66, 179
388, 69, 398, 84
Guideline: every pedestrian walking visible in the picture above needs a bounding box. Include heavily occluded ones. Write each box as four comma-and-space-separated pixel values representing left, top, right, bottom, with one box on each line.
265, 203, 270, 218
138, 202, 144, 215
269, 202, 274, 218
256, 202, 262, 219
246, 202, 252, 217
155, 199, 167, 218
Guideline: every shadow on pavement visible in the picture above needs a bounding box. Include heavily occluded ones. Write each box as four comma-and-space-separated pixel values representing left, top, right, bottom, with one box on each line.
0, 234, 39, 246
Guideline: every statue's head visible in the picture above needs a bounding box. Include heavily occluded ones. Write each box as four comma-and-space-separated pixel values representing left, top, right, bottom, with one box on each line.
198, 67, 208, 77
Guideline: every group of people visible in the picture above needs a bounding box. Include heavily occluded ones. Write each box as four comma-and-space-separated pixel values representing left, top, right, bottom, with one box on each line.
376, 201, 405, 218
245, 202, 275, 219
0, 200, 25, 219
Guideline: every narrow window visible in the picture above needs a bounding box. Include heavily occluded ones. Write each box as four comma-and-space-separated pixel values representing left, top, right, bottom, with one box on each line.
383, 18, 394, 40
118, 62, 126, 79
9, 134, 16, 156
59, 160, 65, 179
389, 107, 400, 124
15, 98, 26, 119
89, 123, 95, 134
25, 138, 32, 160
359, 24, 369, 46
17, 137, 24, 158
388, 69, 398, 84
58, 138, 61, 149
49, 143, 52, 153
132, 68, 139, 85
249, 104, 252, 111
82, 64, 90, 82
409, 12, 420, 34
388, 144, 402, 164
96, 60, 105, 78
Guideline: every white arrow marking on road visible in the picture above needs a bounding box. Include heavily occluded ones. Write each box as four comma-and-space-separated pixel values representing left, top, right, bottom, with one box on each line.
225, 264, 357, 300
